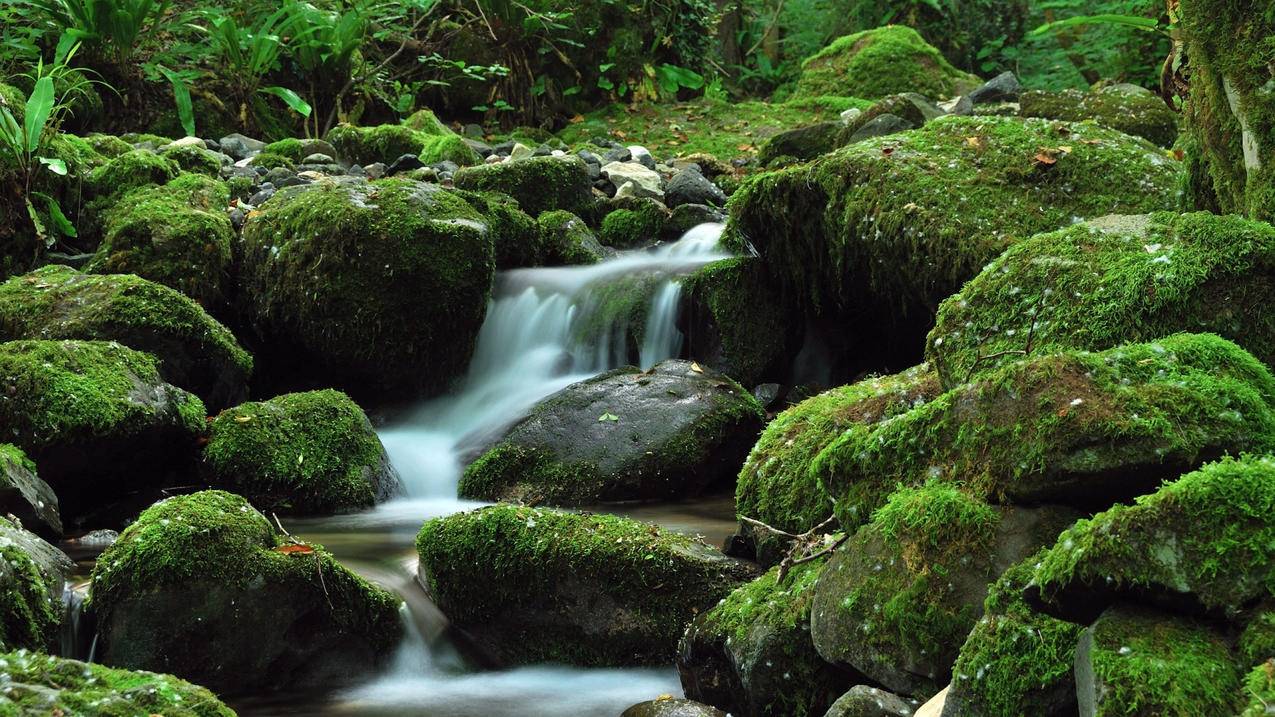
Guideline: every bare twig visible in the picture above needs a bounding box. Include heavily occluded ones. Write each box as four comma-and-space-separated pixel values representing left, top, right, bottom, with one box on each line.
740, 513, 843, 583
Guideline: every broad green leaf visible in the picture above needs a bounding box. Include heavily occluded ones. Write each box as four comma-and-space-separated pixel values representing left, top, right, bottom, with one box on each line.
38, 156, 68, 175
158, 65, 195, 137
1031, 14, 1161, 37
34, 191, 77, 238
24, 76, 55, 154
260, 86, 312, 117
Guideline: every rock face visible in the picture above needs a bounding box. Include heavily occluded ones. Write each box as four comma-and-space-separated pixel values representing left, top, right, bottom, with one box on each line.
202, 390, 402, 515
239, 177, 493, 399
0, 265, 252, 411
0, 445, 61, 536
0, 340, 205, 519
680, 557, 854, 717
814, 334, 1275, 529
796, 26, 980, 101
1018, 86, 1179, 147
823, 686, 916, 717
91, 491, 403, 695
415, 505, 757, 666
0, 651, 235, 716
454, 155, 596, 218
727, 116, 1180, 339
459, 360, 764, 505
810, 483, 1078, 698
926, 212, 1275, 388
0, 516, 74, 651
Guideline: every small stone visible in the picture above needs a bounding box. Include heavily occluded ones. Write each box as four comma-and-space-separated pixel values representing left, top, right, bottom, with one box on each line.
509, 142, 535, 161
387, 153, 425, 174
967, 71, 1022, 105
301, 153, 335, 165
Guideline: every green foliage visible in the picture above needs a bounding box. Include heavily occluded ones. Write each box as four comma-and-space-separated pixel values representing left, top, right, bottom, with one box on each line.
25, 0, 170, 66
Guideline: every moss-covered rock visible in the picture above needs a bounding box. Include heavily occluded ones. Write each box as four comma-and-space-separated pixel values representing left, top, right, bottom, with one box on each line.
795, 26, 980, 101
91, 490, 403, 695
600, 201, 670, 249
247, 151, 294, 171
943, 551, 1081, 717
681, 257, 801, 388
415, 504, 757, 666
810, 483, 1078, 697
0, 340, 205, 518
0, 517, 73, 652
815, 334, 1275, 529
679, 557, 852, 717
87, 174, 235, 312
0, 650, 235, 716
839, 0, 1028, 74
327, 123, 480, 167
538, 210, 609, 265
160, 144, 224, 176
403, 108, 450, 135
757, 122, 846, 167
83, 133, 134, 159
1019, 86, 1180, 147
0, 444, 61, 536
239, 177, 493, 398
926, 212, 1275, 389
0, 265, 250, 411
87, 149, 179, 201
1178, 0, 1275, 221
203, 390, 402, 515
1074, 604, 1241, 717
1028, 454, 1275, 623
454, 156, 596, 218
453, 189, 543, 269
461, 360, 764, 505
726, 116, 1181, 334
735, 365, 940, 546
623, 698, 728, 717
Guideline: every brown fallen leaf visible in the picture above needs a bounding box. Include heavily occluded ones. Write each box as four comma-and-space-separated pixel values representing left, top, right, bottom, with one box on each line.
690, 362, 704, 373
275, 544, 315, 555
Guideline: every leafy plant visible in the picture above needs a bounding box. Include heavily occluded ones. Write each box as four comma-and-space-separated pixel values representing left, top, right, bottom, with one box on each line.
24, 0, 171, 65
201, 7, 310, 134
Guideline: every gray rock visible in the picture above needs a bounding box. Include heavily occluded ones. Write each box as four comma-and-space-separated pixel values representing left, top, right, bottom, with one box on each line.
364, 162, 386, 179
666, 203, 727, 239
0, 446, 61, 536
532, 145, 553, 157
602, 161, 664, 200
464, 139, 493, 158
347, 164, 366, 177
77, 528, 119, 547
629, 145, 657, 169
752, 383, 782, 411
824, 686, 916, 717
967, 71, 1022, 105
248, 187, 276, 207
301, 153, 335, 165
462, 123, 484, 139
665, 166, 727, 208
846, 114, 915, 144
388, 153, 424, 174
509, 142, 534, 161
622, 699, 728, 717
218, 133, 265, 160
940, 95, 974, 116
228, 207, 245, 229
264, 166, 293, 185
603, 146, 632, 163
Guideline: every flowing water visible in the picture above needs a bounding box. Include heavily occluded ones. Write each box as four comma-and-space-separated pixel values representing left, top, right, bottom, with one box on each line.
220, 223, 737, 715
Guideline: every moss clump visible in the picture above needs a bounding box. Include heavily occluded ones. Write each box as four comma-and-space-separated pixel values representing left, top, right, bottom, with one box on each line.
454, 189, 543, 269
538, 210, 606, 265
0, 650, 235, 717
239, 177, 493, 398
204, 390, 399, 515
88, 149, 179, 201
1076, 605, 1241, 716
735, 365, 940, 536
454, 156, 596, 218
416, 504, 754, 666
815, 334, 1275, 529
0, 83, 27, 122
160, 144, 223, 176
927, 212, 1275, 388
795, 25, 980, 101
1019, 87, 1180, 147
0, 265, 251, 411
262, 138, 306, 161
403, 108, 450, 135
84, 133, 135, 158
1240, 612, 1275, 667
1031, 455, 1275, 619
600, 203, 668, 249
0, 516, 63, 653
1241, 661, 1275, 717
247, 151, 295, 171
327, 123, 480, 167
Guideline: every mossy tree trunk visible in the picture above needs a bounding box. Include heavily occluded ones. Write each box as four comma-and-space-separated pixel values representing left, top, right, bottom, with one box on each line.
1178, 0, 1275, 221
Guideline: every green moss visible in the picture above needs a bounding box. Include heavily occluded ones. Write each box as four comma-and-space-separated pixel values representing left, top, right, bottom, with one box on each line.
327, 123, 479, 167
247, 151, 295, 171
420, 133, 481, 166
204, 390, 394, 515
119, 132, 174, 146
263, 138, 306, 161
927, 212, 1275, 388
600, 204, 667, 248
816, 334, 1275, 529
415, 504, 750, 665
726, 116, 1181, 324
0, 517, 61, 653
403, 108, 450, 135
1032, 454, 1275, 618
568, 273, 663, 354
0, 83, 26, 122
161, 144, 223, 177
84, 133, 134, 158
88, 174, 234, 309
454, 156, 596, 218
735, 365, 939, 535
88, 149, 179, 200
0, 650, 235, 717
1240, 612, 1275, 667
1240, 661, 1275, 717
1019, 87, 1180, 147
538, 210, 605, 265
796, 25, 980, 101
681, 257, 795, 387
453, 189, 543, 269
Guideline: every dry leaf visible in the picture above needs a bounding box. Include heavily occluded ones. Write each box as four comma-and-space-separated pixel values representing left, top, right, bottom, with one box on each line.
233, 415, 254, 423
569, 114, 585, 124
965, 136, 984, 149
275, 544, 315, 555
690, 362, 704, 373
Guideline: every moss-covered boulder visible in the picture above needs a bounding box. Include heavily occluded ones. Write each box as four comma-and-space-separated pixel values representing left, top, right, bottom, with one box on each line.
734, 365, 940, 551
91, 490, 402, 695
454, 156, 596, 218
678, 557, 852, 717
0, 516, 73, 652
1028, 455, 1275, 623
600, 201, 670, 249
538, 210, 609, 265
239, 177, 493, 398
815, 334, 1275, 529
0, 444, 61, 536
795, 26, 980, 101
1178, 0, 1275, 221
87, 174, 234, 311
1018, 86, 1180, 147
0, 650, 235, 716
87, 149, 179, 201
459, 360, 764, 505
203, 390, 402, 515
681, 257, 802, 389
942, 551, 1081, 717
726, 116, 1180, 336
1074, 604, 1241, 717
926, 212, 1275, 389
810, 483, 1078, 697
415, 504, 757, 666
0, 340, 205, 518
327, 123, 480, 167
623, 698, 728, 717
160, 144, 224, 176
0, 265, 251, 411
453, 189, 543, 269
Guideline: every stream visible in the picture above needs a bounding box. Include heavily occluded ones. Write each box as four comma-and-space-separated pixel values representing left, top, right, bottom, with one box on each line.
72, 223, 739, 716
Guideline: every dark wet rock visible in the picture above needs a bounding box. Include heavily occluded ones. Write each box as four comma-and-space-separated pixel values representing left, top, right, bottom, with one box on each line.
666, 166, 727, 208
0, 516, 73, 651
0, 445, 61, 536
824, 686, 916, 717
845, 114, 915, 144
967, 71, 1022, 105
